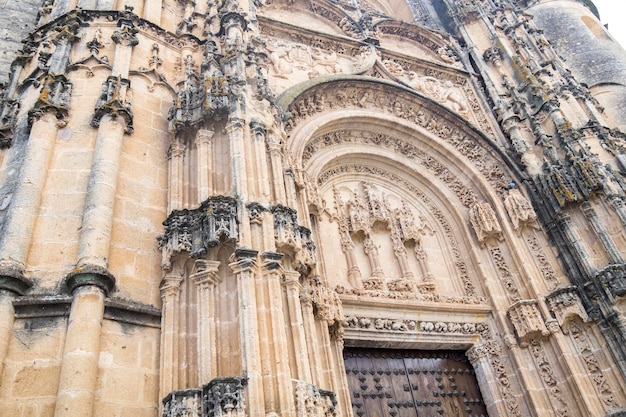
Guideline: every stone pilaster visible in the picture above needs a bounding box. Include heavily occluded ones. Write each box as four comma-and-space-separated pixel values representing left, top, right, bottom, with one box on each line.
229, 249, 264, 416
159, 274, 183, 398
195, 129, 214, 203
282, 270, 312, 382
191, 260, 221, 385
261, 252, 296, 415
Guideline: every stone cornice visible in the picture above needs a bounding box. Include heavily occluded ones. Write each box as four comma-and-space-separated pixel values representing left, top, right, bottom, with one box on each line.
13, 295, 161, 328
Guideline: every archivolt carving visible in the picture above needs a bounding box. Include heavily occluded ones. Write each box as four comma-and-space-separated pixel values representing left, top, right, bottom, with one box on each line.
488, 246, 523, 302
288, 83, 508, 196
304, 129, 501, 208
524, 232, 561, 290
546, 287, 589, 329
319, 165, 482, 302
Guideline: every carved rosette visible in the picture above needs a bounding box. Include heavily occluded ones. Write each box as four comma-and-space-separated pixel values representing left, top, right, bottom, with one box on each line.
91, 75, 134, 133
294, 380, 338, 417
507, 300, 549, 346
158, 196, 238, 270
545, 286, 589, 330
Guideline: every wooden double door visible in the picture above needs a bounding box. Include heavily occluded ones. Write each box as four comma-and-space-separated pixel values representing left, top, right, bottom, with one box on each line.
344, 348, 488, 417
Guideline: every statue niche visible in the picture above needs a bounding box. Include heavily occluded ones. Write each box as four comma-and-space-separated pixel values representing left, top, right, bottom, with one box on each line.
328, 182, 438, 295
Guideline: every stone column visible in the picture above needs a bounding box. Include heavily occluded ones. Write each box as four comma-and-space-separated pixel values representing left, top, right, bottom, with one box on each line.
77, 115, 126, 268
466, 342, 523, 417
229, 249, 264, 416
282, 270, 312, 382
0, 18, 78, 280
0, 112, 59, 275
0, 290, 16, 380
54, 273, 114, 417
195, 129, 214, 203
191, 260, 220, 385
556, 213, 596, 276
159, 274, 183, 398
78, 10, 136, 269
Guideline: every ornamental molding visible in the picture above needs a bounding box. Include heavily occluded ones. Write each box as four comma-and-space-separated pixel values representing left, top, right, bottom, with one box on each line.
343, 316, 483, 335
306, 129, 506, 207
507, 299, 549, 346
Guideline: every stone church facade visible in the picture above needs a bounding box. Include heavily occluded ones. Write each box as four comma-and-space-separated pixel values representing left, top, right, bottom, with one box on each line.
1, 0, 626, 416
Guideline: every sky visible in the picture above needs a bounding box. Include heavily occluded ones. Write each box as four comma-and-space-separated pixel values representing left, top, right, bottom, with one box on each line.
593, 0, 626, 49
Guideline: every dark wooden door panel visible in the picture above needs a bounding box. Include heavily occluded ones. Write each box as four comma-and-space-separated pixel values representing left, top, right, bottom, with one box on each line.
344, 348, 488, 417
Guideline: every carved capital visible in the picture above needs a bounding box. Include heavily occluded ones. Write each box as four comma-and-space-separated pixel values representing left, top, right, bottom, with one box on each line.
596, 263, 626, 301
261, 251, 283, 271
294, 381, 338, 417
112, 7, 139, 47
191, 260, 221, 286
195, 129, 214, 146
91, 76, 133, 134
469, 201, 502, 246
28, 74, 72, 126
466, 344, 488, 363
507, 299, 549, 346
483, 46, 503, 67
504, 187, 538, 231
545, 286, 589, 329
160, 275, 184, 299
0, 261, 32, 295
65, 264, 116, 296
249, 119, 266, 139
0, 97, 19, 148
158, 196, 238, 267
229, 248, 258, 273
